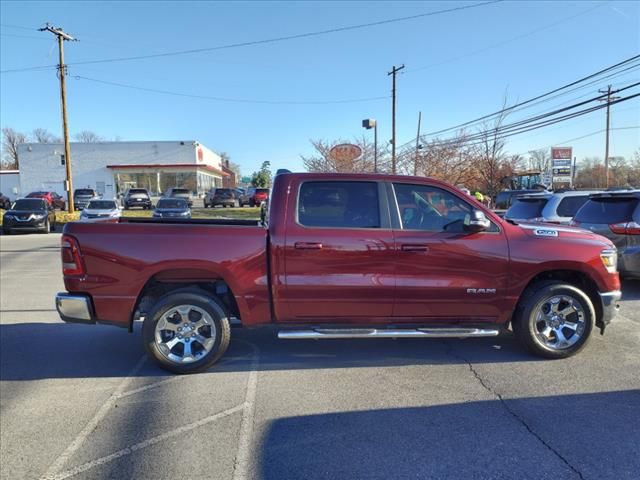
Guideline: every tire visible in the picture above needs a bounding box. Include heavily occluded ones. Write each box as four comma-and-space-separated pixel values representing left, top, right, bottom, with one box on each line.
512, 281, 595, 359
142, 289, 231, 374
41, 219, 50, 234
249, 199, 255, 207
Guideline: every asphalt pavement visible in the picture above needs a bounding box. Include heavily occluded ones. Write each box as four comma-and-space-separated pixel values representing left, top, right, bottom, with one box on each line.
1, 233, 639, 480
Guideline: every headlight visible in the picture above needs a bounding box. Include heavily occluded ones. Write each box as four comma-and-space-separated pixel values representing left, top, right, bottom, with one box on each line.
33, 213, 46, 219
600, 249, 618, 274
3, 214, 13, 220
181, 211, 190, 216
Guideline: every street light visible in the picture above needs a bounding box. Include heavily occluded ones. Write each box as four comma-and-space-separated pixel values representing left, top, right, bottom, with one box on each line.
362, 119, 378, 173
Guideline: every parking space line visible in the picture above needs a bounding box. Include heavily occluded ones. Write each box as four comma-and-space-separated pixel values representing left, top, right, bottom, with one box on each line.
115, 376, 181, 399
41, 355, 147, 479
232, 341, 260, 480
42, 404, 245, 480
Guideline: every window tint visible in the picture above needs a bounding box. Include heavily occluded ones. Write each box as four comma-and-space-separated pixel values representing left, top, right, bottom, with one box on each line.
556, 196, 589, 217
394, 183, 476, 232
87, 200, 117, 209
574, 197, 639, 224
75, 189, 95, 196
13, 199, 46, 210
298, 181, 380, 228
506, 198, 548, 219
157, 198, 188, 209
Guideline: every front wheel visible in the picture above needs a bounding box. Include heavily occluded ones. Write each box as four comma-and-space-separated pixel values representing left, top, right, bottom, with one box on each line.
513, 281, 595, 359
142, 290, 231, 374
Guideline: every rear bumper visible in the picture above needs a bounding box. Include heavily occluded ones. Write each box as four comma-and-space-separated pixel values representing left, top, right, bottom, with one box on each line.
55, 293, 95, 324
599, 290, 621, 329
619, 247, 640, 278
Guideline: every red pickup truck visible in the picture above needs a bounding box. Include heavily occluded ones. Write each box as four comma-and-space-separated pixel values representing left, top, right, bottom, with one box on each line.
56, 172, 621, 373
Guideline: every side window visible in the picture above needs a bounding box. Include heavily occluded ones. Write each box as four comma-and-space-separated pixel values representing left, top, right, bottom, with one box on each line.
556, 196, 588, 217
394, 183, 479, 233
298, 181, 380, 228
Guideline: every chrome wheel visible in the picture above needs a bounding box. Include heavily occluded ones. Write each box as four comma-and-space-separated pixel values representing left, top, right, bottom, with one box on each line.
533, 294, 585, 350
154, 305, 217, 364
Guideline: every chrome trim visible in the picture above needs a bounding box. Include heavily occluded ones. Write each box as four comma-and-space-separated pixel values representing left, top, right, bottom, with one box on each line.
278, 327, 500, 340
55, 293, 94, 324
599, 290, 622, 301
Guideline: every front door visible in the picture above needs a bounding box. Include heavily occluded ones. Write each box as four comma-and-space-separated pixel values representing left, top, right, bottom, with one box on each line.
282, 180, 395, 322
391, 182, 510, 322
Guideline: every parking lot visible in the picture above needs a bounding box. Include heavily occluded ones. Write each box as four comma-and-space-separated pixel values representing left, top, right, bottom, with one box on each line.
0, 232, 639, 480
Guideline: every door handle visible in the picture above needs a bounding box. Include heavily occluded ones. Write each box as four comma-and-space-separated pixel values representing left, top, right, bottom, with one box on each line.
401, 244, 429, 252
295, 242, 323, 250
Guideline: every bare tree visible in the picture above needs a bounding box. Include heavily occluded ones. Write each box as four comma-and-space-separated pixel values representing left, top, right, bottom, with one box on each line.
1, 127, 28, 169
527, 148, 550, 172
301, 136, 387, 173
74, 130, 104, 143
32, 128, 60, 143
476, 100, 510, 198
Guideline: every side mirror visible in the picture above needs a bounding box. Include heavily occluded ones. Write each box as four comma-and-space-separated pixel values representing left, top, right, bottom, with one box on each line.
464, 210, 490, 233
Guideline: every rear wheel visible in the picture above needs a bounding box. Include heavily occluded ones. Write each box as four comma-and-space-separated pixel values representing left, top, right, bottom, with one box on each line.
513, 281, 595, 359
143, 290, 231, 374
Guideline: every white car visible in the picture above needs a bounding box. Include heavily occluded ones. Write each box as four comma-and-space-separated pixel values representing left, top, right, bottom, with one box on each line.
79, 199, 121, 222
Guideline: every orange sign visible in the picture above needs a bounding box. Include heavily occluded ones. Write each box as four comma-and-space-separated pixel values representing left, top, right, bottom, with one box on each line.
329, 143, 362, 162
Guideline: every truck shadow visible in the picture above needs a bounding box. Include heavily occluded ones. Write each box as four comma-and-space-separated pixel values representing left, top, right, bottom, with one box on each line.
257, 390, 640, 480
0, 322, 538, 381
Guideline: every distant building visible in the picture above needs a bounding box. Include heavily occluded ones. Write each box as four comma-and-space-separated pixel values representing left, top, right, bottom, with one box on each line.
16, 140, 229, 199
0, 170, 20, 200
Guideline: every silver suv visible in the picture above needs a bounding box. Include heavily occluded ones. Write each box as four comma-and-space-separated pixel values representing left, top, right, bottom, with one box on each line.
505, 190, 601, 224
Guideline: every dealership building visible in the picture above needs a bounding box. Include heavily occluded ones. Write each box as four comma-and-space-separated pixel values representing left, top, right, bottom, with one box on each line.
12, 140, 234, 200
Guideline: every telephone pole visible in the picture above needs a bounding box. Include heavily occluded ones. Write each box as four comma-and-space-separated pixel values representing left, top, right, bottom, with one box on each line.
414, 111, 422, 176
388, 64, 405, 174
598, 85, 620, 188
39, 23, 77, 213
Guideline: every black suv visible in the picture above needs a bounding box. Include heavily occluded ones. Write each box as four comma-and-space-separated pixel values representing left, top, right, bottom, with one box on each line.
2, 198, 56, 234
204, 188, 239, 208
123, 188, 152, 210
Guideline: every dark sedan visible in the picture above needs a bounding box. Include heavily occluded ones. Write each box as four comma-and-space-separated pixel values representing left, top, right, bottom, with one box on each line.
2, 198, 56, 234
152, 198, 191, 219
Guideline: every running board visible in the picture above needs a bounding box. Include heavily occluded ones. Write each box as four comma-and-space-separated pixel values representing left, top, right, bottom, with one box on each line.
278, 327, 500, 340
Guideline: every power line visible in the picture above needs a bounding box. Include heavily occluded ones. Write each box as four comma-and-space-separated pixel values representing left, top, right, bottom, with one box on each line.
415, 54, 640, 140
0, 23, 36, 31
73, 75, 390, 105
0, 1, 501, 74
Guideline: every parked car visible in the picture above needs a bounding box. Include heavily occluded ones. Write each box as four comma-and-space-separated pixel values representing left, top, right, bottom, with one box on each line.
153, 198, 191, 219
494, 189, 546, 211
73, 188, 99, 210
3, 198, 56, 234
505, 190, 601, 224
26, 191, 66, 210
163, 188, 193, 207
123, 188, 152, 210
204, 188, 240, 208
570, 191, 640, 279
55, 172, 621, 373
241, 187, 270, 207
0, 192, 11, 210
80, 199, 121, 222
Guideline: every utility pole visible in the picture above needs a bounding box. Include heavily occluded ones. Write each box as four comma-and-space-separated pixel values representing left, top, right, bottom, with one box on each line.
362, 119, 378, 173
388, 64, 405, 174
414, 111, 422, 176
40, 23, 77, 213
598, 85, 620, 188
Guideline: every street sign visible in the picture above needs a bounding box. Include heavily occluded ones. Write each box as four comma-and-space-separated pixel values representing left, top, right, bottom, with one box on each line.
329, 143, 363, 162
551, 147, 573, 184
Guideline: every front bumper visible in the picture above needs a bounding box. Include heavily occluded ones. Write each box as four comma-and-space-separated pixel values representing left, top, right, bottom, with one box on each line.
56, 293, 95, 324
598, 290, 621, 332
3, 218, 47, 231
126, 200, 151, 208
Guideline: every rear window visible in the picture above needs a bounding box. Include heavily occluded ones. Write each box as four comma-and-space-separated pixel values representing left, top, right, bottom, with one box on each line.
214, 189, 234, 195
128, 189, 148, 195
157, 198, 188, 209
255, 189, 269, 195
87, 200, 116, 209
13, 199, 46, 210
75, 189, 95, 196
171, 189, 190, 195
298, 181, 379, 228
506, 198, 548, 219
574, 197, 639, 224
556, 195, 589, 217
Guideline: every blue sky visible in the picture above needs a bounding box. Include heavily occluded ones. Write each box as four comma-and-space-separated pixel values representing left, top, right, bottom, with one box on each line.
1, 0, 638, 176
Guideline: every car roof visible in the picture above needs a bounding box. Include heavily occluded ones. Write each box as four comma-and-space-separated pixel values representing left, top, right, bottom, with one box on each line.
588, 190, 640, 199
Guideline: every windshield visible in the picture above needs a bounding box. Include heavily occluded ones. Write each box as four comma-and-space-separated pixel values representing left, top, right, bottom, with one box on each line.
87, 200, 117, 210
157, 198, 188, 209
574, 197, 639, 224
506, 198, 548, 219
128, 189, 148, 196
26, 192, 48, 197
171, 189, 190, 196
75, 189, 95, 196
12, 199, 47, 210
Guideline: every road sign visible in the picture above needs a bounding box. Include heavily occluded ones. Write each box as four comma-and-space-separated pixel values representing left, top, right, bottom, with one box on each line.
329, 143, 363, 162
551, 147, 573, 184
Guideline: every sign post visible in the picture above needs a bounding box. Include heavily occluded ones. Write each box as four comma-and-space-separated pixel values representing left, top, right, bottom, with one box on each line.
551, 147, 573, 187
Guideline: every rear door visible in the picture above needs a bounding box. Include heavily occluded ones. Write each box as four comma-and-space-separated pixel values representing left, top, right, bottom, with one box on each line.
390, 181, 510, 321
573, 195, 640, 249
281, 179, 395, 321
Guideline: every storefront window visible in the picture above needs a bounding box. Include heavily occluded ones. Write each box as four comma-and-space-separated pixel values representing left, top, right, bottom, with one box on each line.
114, 169, 221, 196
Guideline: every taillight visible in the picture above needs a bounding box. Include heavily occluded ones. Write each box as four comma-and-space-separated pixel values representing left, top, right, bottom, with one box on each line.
609, 222, 640, 235
61, 235, 85, 276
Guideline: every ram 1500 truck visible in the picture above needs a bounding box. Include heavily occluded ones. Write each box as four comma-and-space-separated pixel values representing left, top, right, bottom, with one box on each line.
56, 172, 621, 373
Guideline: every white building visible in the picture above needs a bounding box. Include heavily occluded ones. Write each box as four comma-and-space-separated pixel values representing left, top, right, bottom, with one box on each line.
16, 140, 228, 199
0, 170, 20, 200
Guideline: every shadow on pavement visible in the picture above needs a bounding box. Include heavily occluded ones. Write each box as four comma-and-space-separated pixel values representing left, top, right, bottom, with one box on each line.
0, 322, 537, 381
258, 390, 640, 480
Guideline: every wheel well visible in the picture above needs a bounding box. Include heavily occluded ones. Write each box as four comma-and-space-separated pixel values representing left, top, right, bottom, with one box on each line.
131, 273, 240, 331
513, 269, 603, 328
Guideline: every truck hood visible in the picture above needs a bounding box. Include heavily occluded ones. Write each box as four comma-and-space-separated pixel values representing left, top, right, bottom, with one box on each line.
516, 222, 615, 248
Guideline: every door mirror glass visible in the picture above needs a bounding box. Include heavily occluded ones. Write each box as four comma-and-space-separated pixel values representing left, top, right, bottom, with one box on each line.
464, 210, 490, 233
